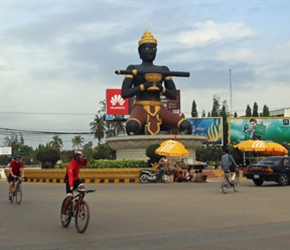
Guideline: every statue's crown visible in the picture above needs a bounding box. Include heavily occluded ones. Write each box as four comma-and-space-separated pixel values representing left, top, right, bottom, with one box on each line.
138, 30, 157, 46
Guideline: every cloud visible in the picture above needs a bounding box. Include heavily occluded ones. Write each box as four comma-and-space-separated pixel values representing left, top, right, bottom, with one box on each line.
179, 20, 255, 48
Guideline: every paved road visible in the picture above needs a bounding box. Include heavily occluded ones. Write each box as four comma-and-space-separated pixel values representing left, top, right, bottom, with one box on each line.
1, 178, 290, 250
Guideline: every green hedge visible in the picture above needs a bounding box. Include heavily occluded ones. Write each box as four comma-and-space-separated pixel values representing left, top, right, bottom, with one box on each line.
57, 159, 148, 169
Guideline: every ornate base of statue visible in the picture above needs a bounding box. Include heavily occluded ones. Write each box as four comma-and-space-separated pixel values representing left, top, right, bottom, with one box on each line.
106, 135, 206, 162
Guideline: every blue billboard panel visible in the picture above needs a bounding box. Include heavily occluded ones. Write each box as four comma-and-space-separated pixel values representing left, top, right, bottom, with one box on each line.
188, 117, 223, 145
229, 117, 290, 144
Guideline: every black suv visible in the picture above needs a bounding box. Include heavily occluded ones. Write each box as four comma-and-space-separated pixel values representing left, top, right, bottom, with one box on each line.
245, 156, 290, 186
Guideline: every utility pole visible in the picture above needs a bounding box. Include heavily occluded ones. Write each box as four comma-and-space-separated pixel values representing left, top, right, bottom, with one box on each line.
229, 68, 232, 117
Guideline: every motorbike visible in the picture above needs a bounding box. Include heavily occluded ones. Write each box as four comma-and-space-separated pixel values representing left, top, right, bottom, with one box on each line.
139, 164, 171, 184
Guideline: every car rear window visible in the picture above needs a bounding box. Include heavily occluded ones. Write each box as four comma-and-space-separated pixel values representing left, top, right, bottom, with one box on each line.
258, 158, 281, 165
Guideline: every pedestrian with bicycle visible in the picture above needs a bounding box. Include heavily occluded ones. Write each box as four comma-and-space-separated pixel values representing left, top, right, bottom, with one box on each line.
221, 148, 237, 184
61, 149, 87, 223
8, 155, 25, 201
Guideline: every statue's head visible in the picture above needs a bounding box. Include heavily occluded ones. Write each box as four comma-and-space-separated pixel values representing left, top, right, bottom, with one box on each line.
138, 30, 157, 62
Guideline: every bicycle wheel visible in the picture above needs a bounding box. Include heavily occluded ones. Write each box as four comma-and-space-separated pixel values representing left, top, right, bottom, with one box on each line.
221, 177, 229, 194
15, 184, 22, 205
233, 177, 240, 192
75, 200, 90, 233
60, 198, 72, 228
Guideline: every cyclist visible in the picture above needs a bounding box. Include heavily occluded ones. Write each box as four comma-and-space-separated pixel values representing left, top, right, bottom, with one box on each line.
221, 148, 237, 184
8, 155, 25, 201
61, 149, 87, 223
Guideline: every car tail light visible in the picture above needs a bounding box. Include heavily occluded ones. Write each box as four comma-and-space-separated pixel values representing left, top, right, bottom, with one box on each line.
261, 168, 273, 173
246, 167, 273, 173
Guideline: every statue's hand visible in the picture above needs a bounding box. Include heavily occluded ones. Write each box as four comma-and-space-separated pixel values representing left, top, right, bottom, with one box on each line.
143, 82, 154, 90
156, 82, 163, 91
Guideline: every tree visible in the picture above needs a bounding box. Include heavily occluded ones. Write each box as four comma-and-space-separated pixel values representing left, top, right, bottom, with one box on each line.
105, 122, 116, 138
93, 143, 115, 160
253, 102, 259, 117
211, 95, 220, 117
3, 132, 24, 155
191, 100, 198, 117
262, 105, 270, 117
72, 135, 84, 149
49, 135, 63, 150
83, 141, 93, 150
202, 110, 206, 117
145, 143, 162, 166
113, 115, 126, 135
90, 114, 105, 144
36, 147, 60, 168
245, 105, 252, 117
220, 102, 229, 146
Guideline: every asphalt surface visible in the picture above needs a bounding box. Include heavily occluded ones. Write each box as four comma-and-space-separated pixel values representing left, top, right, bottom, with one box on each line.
1, 178, 290, 250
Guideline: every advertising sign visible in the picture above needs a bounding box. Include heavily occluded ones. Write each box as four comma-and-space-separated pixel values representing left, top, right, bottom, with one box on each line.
107, 89, 181, 115
187, 117, 223, 145
106, 89, 129, 115
160, 90, 181, 115
0, 147, 12, 155
229, 117, 290, 144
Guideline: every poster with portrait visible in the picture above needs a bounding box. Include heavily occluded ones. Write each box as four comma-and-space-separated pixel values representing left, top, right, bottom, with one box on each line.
229, 117, 290, 144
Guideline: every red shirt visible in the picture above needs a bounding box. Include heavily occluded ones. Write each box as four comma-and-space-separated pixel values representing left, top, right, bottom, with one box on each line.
65, 159, 87, 188
9, 160, 24, 176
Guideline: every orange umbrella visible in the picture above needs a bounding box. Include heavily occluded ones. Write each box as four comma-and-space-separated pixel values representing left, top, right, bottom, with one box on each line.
155, 140, 190, 157
234, 140, 267, 153
263, 142, 288, 156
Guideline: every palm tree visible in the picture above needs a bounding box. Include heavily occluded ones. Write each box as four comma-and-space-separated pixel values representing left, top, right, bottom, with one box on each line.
49, 135, 63, 150
90, 115, 105, 144
113, 115, 126, 135
106, 122, 116, 138
72, 135, 85, 149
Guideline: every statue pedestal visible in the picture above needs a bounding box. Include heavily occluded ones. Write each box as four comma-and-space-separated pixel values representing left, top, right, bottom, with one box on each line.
106, 135, 206, 162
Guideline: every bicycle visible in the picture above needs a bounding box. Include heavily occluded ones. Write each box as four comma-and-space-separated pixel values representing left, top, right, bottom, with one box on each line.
60, 188, 96, 233
221, 170, 240, 194
11, 176, 23, 204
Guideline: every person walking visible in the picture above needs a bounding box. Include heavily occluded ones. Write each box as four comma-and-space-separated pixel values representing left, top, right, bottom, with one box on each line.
221, 148, 237, 184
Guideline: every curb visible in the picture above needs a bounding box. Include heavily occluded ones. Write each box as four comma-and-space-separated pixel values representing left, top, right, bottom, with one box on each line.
24, 177, 141, 184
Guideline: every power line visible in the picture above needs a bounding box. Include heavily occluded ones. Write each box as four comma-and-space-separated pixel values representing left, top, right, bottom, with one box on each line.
0, 111, 95, 116
0, 127, 92, 135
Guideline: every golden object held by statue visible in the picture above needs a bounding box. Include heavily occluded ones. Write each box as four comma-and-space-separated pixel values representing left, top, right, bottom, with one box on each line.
145, 73, 162, 91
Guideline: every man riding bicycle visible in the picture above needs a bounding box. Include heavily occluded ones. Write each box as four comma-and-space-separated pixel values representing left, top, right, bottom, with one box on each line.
221, 148, 237, 184
61, 149, 87, 223
8, 155, 25, 201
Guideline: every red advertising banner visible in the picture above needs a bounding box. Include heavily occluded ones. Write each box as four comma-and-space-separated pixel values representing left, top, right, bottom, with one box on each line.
106, 89, 129, 115
106, 89, 181, 115
160, 90, 181, 115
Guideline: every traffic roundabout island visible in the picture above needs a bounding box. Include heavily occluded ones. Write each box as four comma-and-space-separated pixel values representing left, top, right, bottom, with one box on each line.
106, 134, 206, 161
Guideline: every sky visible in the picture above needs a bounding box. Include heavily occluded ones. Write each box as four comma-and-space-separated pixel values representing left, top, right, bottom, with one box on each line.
1, 0, 290, 150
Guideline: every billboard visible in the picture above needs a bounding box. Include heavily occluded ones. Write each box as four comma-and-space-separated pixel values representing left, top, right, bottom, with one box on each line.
187, 117, 223, 145
106, 89, 181, 115
106, 89, 130, 115
160, 90, 181, 115
0, 147, 12, 155
229, 117, 290, 144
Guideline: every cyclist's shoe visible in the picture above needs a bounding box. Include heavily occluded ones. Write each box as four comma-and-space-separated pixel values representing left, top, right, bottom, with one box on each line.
9, 195, 12, 202
229, 179, 235, 185
61, 214, 67, 223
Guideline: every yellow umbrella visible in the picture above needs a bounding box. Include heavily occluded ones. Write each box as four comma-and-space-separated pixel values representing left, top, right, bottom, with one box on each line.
234, 140, 267, 153
264, 142, 288, 156
155, 140, 190, 157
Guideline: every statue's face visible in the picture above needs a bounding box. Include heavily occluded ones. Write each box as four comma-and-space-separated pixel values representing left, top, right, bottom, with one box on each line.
139, 43, 157, 62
